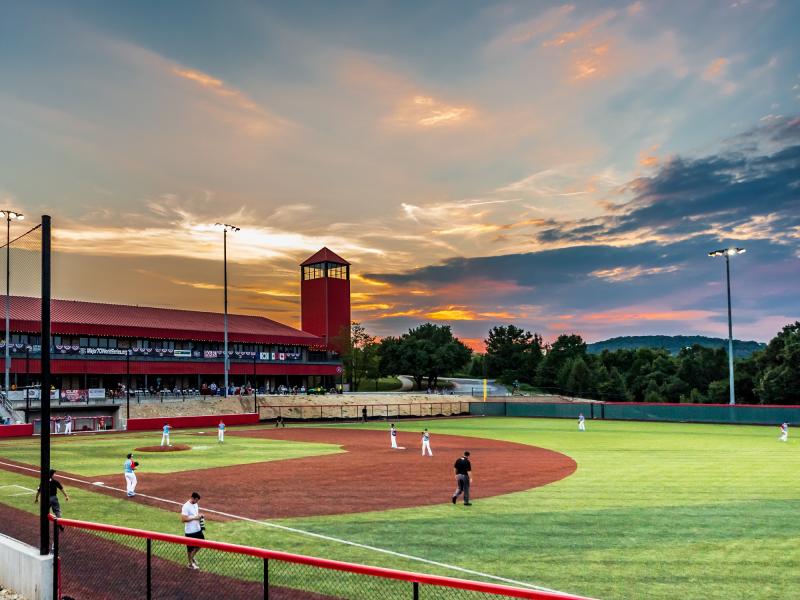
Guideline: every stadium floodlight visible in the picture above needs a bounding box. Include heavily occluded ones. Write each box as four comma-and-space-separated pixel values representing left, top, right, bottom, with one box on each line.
708, 246, 746, 405
214, 223, 240, 397
1, 209, 25, 394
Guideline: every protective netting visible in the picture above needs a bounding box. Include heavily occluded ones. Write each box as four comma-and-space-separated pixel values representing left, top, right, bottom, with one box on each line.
55, 521, 568, 600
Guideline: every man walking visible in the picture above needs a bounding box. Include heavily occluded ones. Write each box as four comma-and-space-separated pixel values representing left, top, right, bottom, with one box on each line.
390, 423, 398, 449
578, 413, 586, 432
182, 491, 205, 570
218, 420, 225, 444
161, 423, 172, 447
452, 450, 472, 506
124, 453, 138, 497
779, 422, 789, 442
362, 406, 368, 423
421, 428, 433, 456
34, 469, 70, 527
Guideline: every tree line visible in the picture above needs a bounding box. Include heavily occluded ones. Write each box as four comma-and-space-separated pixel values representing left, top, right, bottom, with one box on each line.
338, 321, 800, 404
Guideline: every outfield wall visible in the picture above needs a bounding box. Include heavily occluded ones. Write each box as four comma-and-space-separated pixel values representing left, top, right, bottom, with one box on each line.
0, 423, 34, 437
126, 412, 259, 431
470, 401, 800, 425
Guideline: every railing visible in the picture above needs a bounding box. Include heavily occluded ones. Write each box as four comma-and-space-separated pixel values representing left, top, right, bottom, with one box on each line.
51, 516, 593, 600
259, 402, 470, 422
32, 415, 115, 434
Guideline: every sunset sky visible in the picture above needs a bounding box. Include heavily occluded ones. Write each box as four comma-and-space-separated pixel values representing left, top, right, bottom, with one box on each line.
1, 1, 798, 350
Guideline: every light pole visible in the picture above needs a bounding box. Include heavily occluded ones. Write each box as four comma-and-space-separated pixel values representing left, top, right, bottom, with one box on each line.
214, 223, 239, 397
2, 210, 24, 394
708, 247, 746, 405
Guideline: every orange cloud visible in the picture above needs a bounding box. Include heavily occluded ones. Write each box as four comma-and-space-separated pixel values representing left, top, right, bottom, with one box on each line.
460, 338, 486, 353
584, 310, 713, 323
391, 95, 475, 128
426, 307, 478, 321
590, 265, 679, 281
572, 42, 612, 80
543, 10, 616, 48
703, 58, 728, 80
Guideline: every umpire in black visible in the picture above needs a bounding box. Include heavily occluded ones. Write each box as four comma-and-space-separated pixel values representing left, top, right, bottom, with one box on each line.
451, 451, 472, 506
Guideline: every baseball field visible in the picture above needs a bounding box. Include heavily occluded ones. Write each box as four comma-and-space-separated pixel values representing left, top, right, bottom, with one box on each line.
0, 416, 797, 599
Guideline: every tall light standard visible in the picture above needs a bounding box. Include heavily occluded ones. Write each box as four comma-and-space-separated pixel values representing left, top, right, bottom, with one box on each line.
708, 247, 746, 405
214, 223, 239, 397
2, 210, 24, 393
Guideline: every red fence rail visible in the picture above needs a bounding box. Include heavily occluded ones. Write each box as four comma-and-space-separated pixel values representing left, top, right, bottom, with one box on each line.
52, 516, 594, 600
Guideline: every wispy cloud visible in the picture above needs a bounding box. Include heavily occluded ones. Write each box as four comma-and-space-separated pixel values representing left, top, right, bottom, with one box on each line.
389, 95, 475, 128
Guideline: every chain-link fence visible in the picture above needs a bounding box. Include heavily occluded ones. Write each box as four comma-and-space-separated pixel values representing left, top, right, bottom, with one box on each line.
258, 402, 469, 423
53, 517, 591, 600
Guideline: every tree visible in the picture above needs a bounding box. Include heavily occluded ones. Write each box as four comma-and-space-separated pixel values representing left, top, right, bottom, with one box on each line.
334, 322, 379, 391
754, 322, 800, 404
537, 334, 587, 390
484, 325, 544, 384
377, 323, 471, 390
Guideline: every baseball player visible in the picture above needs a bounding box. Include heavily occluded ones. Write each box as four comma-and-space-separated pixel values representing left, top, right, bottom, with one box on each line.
421, 428, 433, 456
161, 423, 172, 447
218, 420, 225, 444
578, 413, 586, 431
779, 422, 788, 442
64, 414, 73, 435
124, 453, 138, 497
390, 423, 398, 449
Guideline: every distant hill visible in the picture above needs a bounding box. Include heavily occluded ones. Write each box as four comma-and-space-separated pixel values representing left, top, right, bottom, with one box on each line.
587, 335, 766, 358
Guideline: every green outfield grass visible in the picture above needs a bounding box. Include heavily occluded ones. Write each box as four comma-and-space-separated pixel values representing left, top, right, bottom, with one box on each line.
0, 428, 342, 476
1, 418, 798, 600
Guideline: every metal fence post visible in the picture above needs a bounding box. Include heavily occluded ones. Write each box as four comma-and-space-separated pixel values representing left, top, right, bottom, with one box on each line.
413, 581, 419, 600
146, 538, 152, 600
264, 558, 269, 600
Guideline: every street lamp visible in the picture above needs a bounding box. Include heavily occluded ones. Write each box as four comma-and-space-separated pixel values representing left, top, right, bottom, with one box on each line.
708, 247, 746, 405
1, 210, 24, 394
214, 223, 239, 397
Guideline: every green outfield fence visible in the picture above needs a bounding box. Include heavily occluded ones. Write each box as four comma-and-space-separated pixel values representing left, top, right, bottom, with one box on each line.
51, 516, 593, 600
469, 400, 800, 425
259, 401, 470, 422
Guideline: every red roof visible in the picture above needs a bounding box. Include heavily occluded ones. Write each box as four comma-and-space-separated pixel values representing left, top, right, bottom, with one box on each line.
300, 247, 350, 266
9, 296, 324, 346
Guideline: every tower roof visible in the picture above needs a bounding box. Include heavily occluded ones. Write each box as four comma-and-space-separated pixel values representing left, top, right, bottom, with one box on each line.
300, 247, 350, 266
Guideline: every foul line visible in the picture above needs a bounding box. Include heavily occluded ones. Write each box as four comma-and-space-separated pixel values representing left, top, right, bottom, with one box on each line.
0, 460, 582, 597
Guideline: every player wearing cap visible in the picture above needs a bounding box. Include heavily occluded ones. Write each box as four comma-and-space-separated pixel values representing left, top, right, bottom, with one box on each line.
124, 453, 138, 497
421, 428, 433, 456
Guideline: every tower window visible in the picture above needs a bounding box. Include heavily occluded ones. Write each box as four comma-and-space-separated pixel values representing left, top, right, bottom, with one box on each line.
303, 263, 325, 280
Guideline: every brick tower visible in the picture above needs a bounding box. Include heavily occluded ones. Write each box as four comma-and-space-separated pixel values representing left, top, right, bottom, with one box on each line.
300, 248, 351, 351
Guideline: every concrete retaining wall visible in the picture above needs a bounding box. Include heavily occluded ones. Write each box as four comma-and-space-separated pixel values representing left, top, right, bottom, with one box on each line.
0, 533, 52, 600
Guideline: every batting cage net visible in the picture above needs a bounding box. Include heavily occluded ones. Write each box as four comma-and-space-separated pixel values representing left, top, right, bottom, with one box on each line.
53, 516, 592, 600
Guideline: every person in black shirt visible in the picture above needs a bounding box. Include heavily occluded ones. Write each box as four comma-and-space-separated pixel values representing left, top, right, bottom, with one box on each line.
361, 406, 368, 423
34, 469, 70, 525
452, 451, 472, 506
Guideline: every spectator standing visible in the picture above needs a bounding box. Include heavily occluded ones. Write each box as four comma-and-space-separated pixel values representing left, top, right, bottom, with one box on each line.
181, 491, 205, 570
362, 406, 368, 423
451, 451, 472, 506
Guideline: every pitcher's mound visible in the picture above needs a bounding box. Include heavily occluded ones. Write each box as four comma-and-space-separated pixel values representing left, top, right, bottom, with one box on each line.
135, 444, 191, 452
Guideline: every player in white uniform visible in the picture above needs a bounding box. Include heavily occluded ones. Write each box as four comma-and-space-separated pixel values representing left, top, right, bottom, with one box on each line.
390, 423, 398, 449
779, 422, 788, 442
218, 420, 225, 444
124, 453, 138, 497
161, 423, 172, 447
64, 415, 73, 435
578, 413, 586, 431
421, 428, 433, 456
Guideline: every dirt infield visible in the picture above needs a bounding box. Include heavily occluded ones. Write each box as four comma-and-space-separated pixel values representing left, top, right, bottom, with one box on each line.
105, 428, 576, 519
135, 444, 192, 452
